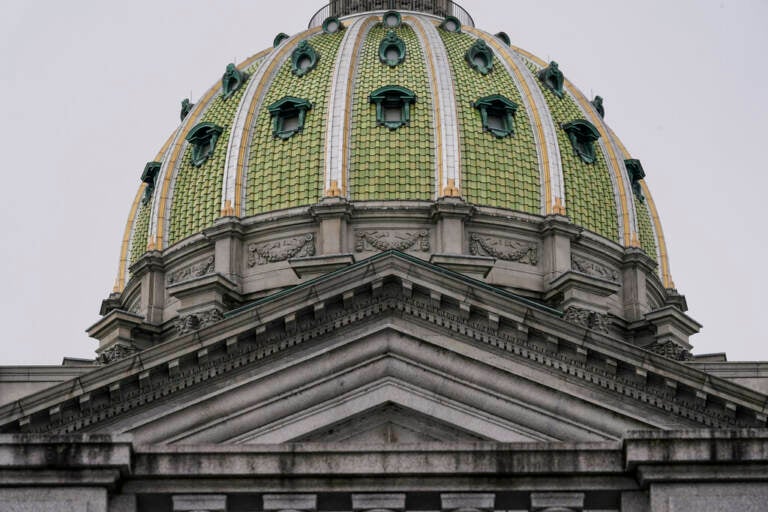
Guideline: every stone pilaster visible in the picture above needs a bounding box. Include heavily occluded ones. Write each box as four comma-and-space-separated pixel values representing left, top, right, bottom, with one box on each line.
539, 214, 580, 285
129, 250, 166, 325
622, 247, 657, 322
205, 216, 245, 287
311, 197, 353, 255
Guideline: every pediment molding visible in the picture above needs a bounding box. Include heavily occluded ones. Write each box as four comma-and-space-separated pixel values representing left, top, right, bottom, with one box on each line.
2, 252, 766, 436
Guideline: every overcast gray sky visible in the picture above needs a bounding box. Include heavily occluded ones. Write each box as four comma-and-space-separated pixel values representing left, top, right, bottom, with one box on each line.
1, 0, 766, 365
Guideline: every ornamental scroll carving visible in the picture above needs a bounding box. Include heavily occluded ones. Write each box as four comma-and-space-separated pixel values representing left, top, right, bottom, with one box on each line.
247, 234, 316, 267
355, 230, 430, 253
571, 255, 619, 282
469, 234, 538, 265
167, 256, 215, 285
175, 308, 224, 336
563, 306, 609, 333
97, 344, 137, 365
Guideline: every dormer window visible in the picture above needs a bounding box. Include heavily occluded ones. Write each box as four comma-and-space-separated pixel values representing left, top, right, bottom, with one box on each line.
382, 10, 402, 28
291, 40, 319, 77
185, 122, 223, 167
465, 39, 494, 75
322, 16, 344, 34
562, 120, 601, 164
221, 63, 247, 100
140, 161, 161, 205
370, 85, 416, 130
440, 16, 462, 33
267, 97, 312, 140
379, 30, 406, 67
273, 32, 290, 48
625, 159, 646, 201
537, 61, 565, 99
473, 95, 518, 138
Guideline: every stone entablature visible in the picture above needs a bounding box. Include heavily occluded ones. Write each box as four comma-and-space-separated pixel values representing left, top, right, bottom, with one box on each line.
4, 253, 762, 438
2, 431, 768, 512
113, 199, 677, 347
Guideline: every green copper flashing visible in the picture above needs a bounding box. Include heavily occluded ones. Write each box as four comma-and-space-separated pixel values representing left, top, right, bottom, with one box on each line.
382, 10, 402, 28
322, 16, 344, 34
439, 16, 462, 33
625, 158, 646, 202
221, 63, 247, 100
495, 32, 511, 46
291, 40, 320, 77
370, 85, 416, 130
562, 119, 601, 164
465, 39, 494, 75
140, 161, 161, 205
267, 96, 312, 140
180, 98, 194, 121
273, 32, 290, 47
473, 95, 518, 139
379, 30, 406, 67
537, 61, 564, 98
185, 122, 224, 166
591, 95, 605, 118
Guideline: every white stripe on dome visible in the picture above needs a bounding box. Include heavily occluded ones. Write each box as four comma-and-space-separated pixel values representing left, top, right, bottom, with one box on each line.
323, 16, 374, 196
411, 17, 462, 197
146, 100, 212, 248
222, 35, 307, 214
478, 31, 565, 215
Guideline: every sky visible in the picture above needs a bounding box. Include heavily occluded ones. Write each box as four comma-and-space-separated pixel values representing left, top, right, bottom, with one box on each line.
0, 0, 766, 365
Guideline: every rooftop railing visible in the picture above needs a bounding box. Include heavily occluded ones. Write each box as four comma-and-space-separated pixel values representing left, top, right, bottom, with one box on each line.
309, 0, 474, 29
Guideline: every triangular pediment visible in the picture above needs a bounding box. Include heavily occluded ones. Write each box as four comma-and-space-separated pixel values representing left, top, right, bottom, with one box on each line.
2, 252, 766, 441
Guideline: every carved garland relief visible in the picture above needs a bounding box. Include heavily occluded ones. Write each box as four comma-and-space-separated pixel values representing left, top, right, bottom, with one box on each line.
355, 230, 430, 253
247, 234, 316, 267
571, 255, 619, 282
167, 256, 215, 285
469, 234, 538, 265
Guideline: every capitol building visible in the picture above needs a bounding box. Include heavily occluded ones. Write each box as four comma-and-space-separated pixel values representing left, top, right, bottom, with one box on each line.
1, 1, 767, 511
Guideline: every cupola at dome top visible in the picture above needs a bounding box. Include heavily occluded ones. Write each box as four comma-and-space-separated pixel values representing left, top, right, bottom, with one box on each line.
319, 0, 474, 27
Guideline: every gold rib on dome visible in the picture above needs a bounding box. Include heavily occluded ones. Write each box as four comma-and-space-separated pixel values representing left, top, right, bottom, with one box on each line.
153, 51, 268, 250
116, 132, 174, 292
246, 28, 342, 214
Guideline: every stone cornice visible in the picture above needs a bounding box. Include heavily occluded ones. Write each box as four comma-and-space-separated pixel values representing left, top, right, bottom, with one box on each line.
2, 253, 765, 435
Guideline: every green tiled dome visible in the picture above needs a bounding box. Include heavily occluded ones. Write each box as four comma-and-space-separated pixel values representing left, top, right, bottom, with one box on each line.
118, 4, 672, 290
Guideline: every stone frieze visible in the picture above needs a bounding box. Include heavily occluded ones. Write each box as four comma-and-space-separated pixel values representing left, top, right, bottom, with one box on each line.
247, 234, 316, 267
167, 256, 215, 285
571, 255, 619, 282
469, 234, 538, 265
355, 230, 430, 253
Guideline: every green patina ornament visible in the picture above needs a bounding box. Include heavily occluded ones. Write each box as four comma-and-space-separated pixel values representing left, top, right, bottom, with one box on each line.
185, 122, 224, 166
562, 119, 601, 164
267, 96, 312, 140
625, 159, 646, 202
221, 63, 247, 100
381, 10, 402, 29
538, 61, 565, 98
273, 32, 290, 48
370, 85, 416, 130
140, 161, 162, 205
322, 16, 344, 34
473, 95, 518, 139
291, 40, 319, 77
439, 16, 462, 33
180, 98, 194, 121
495, 32, 511, 46
379, 30, 406, 67
465, 39, 494, 75
592, 95, 605, 118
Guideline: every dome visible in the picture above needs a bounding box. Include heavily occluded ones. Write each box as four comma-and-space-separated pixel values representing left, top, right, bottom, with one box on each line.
105, 1, 683, 357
